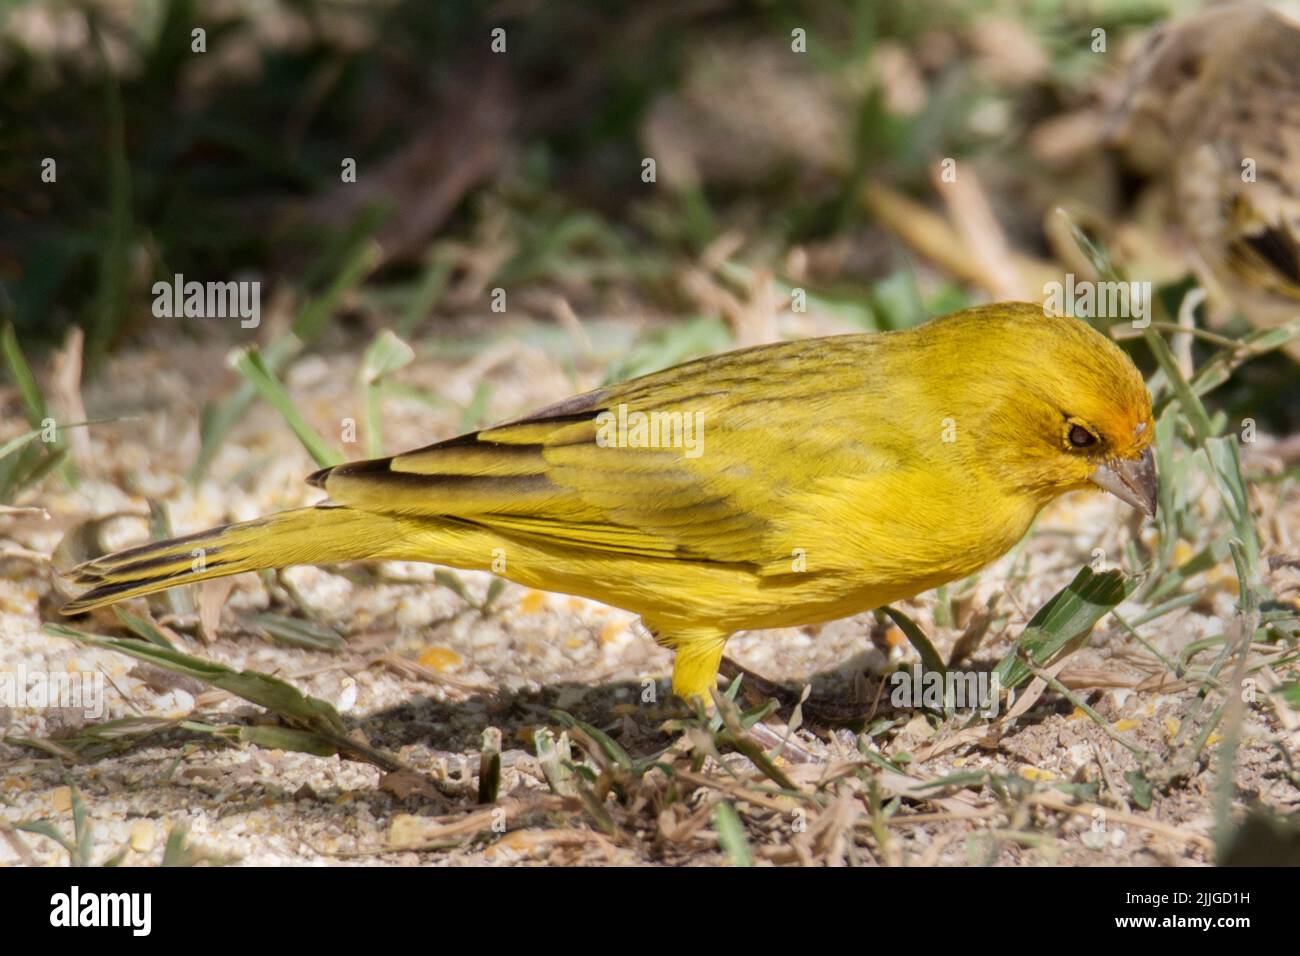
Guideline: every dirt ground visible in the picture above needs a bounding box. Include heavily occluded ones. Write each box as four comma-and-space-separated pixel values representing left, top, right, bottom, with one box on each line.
2, 312, 1298, 867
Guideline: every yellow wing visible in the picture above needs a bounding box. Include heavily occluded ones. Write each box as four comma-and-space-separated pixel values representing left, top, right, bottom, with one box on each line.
311, 335, 899, 571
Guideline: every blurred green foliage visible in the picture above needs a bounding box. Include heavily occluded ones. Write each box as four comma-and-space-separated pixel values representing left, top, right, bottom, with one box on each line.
0, 0, 1175, 350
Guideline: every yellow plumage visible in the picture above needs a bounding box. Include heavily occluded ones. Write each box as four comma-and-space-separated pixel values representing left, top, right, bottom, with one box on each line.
63, 303, 1156, 700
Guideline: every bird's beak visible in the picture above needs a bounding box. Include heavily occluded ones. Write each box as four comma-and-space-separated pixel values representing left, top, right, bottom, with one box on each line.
1090, 447, 1158, 517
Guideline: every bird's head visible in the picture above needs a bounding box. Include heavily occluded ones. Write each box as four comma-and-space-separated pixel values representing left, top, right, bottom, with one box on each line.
923, 304, 1158, 516
1033, 362, 1158, 518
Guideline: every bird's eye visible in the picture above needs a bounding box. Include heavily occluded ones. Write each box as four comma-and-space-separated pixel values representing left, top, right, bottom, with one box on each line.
1068, 424, 1097, 448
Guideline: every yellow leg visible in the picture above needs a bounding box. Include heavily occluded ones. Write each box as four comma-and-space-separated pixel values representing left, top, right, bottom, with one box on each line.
664, 630, 729, 702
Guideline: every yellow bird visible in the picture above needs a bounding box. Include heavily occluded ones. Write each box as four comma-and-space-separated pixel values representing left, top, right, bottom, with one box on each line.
62, 303, 1157, 700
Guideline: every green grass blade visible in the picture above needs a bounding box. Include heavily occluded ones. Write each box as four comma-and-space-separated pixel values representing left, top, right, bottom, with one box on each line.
713, 801, 754, 866
188, 239, 380, 483
1142, 321, 1213, 445
47, 624, 346, 730
230, 348, 343, 468
360, 330, 415, 457
113, 607, 176, 650
883, 606, 946, 676
1, 323, 47, 424
85, 20, 133, 365
994, 568, 1138, 690
1203, 436, 1263, 595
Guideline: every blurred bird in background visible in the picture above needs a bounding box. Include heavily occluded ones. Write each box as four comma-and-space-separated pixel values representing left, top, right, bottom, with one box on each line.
1110, 1, 1300, 358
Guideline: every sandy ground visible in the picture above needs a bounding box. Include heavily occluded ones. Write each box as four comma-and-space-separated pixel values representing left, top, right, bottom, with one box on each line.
2, 314, 1298, 866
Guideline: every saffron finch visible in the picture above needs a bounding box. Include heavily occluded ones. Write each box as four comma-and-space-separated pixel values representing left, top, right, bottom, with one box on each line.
63, 303, 1157, 701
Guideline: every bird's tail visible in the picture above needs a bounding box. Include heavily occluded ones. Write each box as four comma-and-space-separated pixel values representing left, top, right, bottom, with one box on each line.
61, 506, 398, 614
